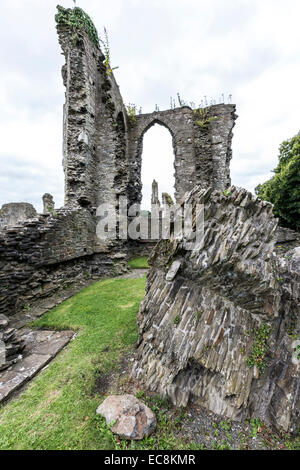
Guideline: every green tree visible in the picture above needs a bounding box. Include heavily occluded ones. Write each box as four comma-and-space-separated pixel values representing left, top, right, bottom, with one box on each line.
255, 132, 300, 231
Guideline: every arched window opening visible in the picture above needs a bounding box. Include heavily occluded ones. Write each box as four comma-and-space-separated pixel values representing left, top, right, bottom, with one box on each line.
114, 112, 127, 191
141, 123, 175, 212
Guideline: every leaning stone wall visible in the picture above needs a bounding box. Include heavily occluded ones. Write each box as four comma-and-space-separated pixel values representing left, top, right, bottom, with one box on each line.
132, 186, 300, 433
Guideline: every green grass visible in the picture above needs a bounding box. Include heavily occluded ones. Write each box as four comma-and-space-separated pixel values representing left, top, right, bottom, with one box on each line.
0, 274, 204, 451
0, 277, 146, 450
1, 272, 297, 451
128, 257, 149, 269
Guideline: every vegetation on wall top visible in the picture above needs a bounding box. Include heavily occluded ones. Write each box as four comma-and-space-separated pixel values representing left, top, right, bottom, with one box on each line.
55, 5, 100, 47
99, 27, 119, 76
126, 103, 142, 125
193, 108, 218, 128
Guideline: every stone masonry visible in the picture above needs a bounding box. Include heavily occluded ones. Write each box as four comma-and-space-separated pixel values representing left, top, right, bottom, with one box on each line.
43, 194, 55, 214
127, 106, 237, 208
132, 186, 300, 433
0, 203, 37, 228
1, 5, 298, 434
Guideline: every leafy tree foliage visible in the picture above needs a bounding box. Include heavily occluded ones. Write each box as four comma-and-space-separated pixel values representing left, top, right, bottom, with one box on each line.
255, 132, 300, 231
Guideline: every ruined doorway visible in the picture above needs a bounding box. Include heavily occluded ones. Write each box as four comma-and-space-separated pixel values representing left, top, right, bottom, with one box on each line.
140, 123, 175, 212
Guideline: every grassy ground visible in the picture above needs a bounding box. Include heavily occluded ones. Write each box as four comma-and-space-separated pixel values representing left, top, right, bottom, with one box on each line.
0, 265, 299, 450
0, 273, 202, 451
128, 257, 149, 269
0, 277, 145, 450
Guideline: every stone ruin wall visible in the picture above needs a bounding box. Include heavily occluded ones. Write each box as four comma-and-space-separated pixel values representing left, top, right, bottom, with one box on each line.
58, 14, 237, 212
0, 10, 238, 326
127, 105, 237, 207
132, 186, 300, 433
2, 7, 298, 430
0, 208, 128, 322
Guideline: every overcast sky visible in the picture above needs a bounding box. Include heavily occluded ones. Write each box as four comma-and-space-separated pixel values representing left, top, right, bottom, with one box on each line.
1, 0, 300, 212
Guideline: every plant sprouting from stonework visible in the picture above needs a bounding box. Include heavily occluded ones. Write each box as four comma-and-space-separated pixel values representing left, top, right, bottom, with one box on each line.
177, 93, 188, 107
170, 97, 176, 110
126, 103, 141, 125
99, 27, 119, 76
193, 108, 218, 128
246, 323, 272, 372
169, 93, 233, 112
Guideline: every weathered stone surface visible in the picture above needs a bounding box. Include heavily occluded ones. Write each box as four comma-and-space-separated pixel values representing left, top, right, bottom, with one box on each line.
96, 395, 156, 440
0, 315, 9, 328
166, 260, 181, 281
0, 330, 74, 403
132, 186, 300, 433
0, 314, 25, 373
276, 226, 299, 244
127, 105, 237, 207
42, 194, 55, 214
0, 203, 37, 228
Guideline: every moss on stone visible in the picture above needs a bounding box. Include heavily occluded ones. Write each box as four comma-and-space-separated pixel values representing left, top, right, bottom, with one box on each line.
55, 5, 99, 47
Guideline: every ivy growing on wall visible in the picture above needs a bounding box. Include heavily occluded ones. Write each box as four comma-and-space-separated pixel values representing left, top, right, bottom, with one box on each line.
55, 5, 100, 47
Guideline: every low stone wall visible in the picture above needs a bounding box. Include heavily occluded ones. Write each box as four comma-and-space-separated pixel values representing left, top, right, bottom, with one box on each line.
132, 186, 300, 433
0, 208, 128, 319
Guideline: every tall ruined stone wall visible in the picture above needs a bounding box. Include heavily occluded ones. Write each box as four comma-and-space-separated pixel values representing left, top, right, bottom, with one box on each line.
132, 186, 300, 433
57, 7, 237, 211
127, 105, 237, 206
193, 105, 236, 191
58, 20, 129, 210
0, 7, 239, 329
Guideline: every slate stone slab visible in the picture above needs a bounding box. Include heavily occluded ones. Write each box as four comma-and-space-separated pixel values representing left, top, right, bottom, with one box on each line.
0, 330, 74, 404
